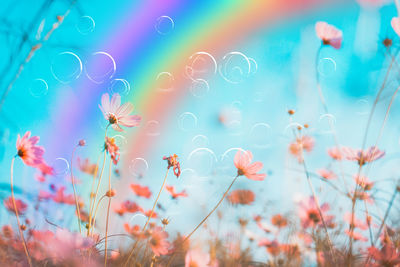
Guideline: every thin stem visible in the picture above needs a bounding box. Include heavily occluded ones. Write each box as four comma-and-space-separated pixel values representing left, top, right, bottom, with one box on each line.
166, 174, 239, 267
88, 126, 109, 236
90, 195, 107, 236
300, 156, 336, 264
10, 157, 33, 267
87, 152, 102, 236
104, 159, 112, 267
70, 145, 82, 234
124, 168, 170, 266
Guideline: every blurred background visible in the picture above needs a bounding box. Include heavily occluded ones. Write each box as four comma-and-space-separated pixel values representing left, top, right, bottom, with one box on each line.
0, 0, 399, 262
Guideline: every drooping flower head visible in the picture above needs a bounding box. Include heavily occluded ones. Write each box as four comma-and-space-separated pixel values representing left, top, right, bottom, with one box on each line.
315, 21, 343, 49
104, 137, 120, 165
234, 150, 266, 180
99, 93, 141, 132
16, 131, 44, 167
163, 154, 181, 178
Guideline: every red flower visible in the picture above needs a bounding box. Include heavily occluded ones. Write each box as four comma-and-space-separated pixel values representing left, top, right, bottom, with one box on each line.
163, 154, 181, 178
104, 137, 120, 165
165, 185, 188, 199
130, 184, 152, 198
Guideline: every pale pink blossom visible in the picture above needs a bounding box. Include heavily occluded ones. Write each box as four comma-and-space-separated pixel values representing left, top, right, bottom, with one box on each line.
342, 146, 385, 165
298, 196, 334, 229
185, 248, 211, 267
327, 147, 343, 160
147, 226, 170, 256
317, 169, 337, 180
392, 17, 400, 37
99, 93, 141, 132
234, 150, 266, 180
315, 21, 343, 49
16, 131, 44, 167
4, 197, 27, 215
344, 213, 368, 230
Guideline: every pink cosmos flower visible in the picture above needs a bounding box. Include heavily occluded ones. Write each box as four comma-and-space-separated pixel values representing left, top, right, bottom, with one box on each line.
354, 174, 374, 191
99, 93, 141, 132
327, 147, 343, 160
234, 150, 266, 180
185, 248, 212, 267
342, 146, 385, 165
298, 196, 334, 229
288, 135, 315, 163
315, 21, 343, 49
317, 169, 337, 180
51, 186, 75, 205
146, 226, 170, 256
165, 185, 188, 199
4, 197, 27, 215
368, 244, 400, 266
392, 17, 400, 37
16, 131, 44, 167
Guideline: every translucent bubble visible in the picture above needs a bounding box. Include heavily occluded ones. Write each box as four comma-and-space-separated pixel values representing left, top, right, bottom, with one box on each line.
51, 52, 83, 83
85, 51, 116, 84
186, 52, 217, 80
219, 148, 249, 175
155, 16, 174, 35
248, 57, 258, 76
52, 158, 69, 176
192, 135, 209, 148
317, 58, 336, 77
29, 79, 48, 97
128, 213, 147, 225
109, 78, 130, 96
355, 99, 369, 116
129, 158, 149, 178
178, 112, 198, 131
226, 120, 243, 136
187, 148, 217, 177
249, 123, 271, 149
219, 52, 251, 84
156, 72, 174, 92
76, 16, 95, 35
189, 79, 209, 98
318, 114, 336, 134
145, 120, 160, 136
111, 135, 127, 154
